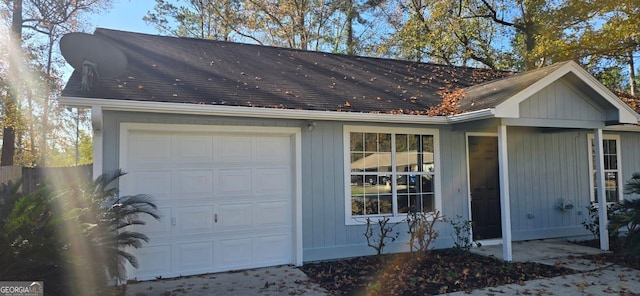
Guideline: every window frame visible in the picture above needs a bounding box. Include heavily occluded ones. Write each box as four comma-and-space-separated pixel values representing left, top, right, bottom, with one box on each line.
343, 125, 442, 225
587, 134, 623, 204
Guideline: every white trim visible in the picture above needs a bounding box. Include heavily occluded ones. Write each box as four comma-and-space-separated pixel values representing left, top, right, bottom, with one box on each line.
91, 105, 103, 180
343, 125, 442, 225
447, 109, 496, 123
587, 133, 623, 203
118, 123, 304, 268
593, 129, 610, 251
604, 124, 640, 132
465, 132, 498, 243
59, 96, 449, 125
497, 124, 512, 261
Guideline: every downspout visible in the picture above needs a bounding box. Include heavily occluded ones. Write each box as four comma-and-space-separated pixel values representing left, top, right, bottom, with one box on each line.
91, 105, 103, 180
593, 128, 609, 251
498, 122, 513, 261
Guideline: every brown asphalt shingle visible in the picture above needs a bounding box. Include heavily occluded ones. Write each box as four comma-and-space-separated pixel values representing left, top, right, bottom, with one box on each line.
62, 28, 516, 114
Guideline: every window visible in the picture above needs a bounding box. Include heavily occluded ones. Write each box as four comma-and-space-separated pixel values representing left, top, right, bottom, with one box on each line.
588, 134, 622, 203
344, 126, 440, 224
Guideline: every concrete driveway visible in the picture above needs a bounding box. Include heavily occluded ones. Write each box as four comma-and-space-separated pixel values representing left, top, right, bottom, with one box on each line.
124, 265, 329, 296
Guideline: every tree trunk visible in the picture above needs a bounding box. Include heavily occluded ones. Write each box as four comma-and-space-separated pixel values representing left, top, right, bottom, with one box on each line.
629, 51, 636, 96
1, 0, 22, 166
346, 0, 354, 55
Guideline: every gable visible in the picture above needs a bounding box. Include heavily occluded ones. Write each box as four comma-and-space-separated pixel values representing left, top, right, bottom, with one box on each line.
519, 79, 603, 122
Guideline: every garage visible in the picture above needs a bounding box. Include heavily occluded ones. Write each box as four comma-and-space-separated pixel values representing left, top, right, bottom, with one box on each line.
119, 123, 301, 280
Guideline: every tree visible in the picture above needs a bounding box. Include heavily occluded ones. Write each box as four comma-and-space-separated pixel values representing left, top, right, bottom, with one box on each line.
379, 0, 636, 73
0, 0, 112, 167
145, 0, 382, 53
144, 0, 245, 41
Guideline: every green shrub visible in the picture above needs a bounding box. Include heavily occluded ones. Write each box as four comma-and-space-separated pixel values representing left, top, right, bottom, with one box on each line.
0, 182, 70, 294
0, 170, 159, 294
447, 215, 473, 252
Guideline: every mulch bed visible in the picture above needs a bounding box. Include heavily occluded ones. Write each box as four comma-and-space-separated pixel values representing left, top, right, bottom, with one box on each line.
574, 238, 640, 270
300, 249, 577, 295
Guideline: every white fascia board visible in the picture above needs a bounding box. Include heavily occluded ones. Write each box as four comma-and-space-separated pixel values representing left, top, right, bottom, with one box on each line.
446, 108, 496, 123
58, 96, 449, 125
603, 124, 640, 132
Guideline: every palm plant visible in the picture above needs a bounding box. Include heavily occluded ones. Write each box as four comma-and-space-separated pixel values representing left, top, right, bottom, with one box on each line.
608, 172, 640, 254
66, 169, 160, 282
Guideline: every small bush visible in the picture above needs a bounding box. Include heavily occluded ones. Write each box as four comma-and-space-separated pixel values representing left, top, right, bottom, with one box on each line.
364, 217, 400, 255
406, 209, 441, 253
447, 215, 474, 252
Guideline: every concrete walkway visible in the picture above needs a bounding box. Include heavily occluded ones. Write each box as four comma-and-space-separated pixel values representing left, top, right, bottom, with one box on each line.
442, 240, 640, 295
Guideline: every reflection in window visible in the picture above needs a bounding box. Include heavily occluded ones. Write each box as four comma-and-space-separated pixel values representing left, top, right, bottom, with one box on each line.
349, 130, 436, 218
589, 135, 621, 203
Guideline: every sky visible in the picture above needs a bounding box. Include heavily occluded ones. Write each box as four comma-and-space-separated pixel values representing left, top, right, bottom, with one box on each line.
87, 0, 157, 35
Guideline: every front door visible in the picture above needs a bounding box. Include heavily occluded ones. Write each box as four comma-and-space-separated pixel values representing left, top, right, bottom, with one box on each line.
468, 136, 502, 240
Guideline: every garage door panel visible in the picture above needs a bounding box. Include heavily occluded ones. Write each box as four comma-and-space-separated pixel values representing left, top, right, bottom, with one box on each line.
217, 203, 253, 231
129, 134, 172, 165
218, 169, 252, 195
255, 136, 291, 162
255, 167, 291, 194
215, 238, 253, 268
133, 207, 171, 238
126, 171, 172, 201
175, 206, 214, 235
219, 136, 252, 162
173, 242, 214, 272
254, 235, 292, 264
123, 127, 294, 280
174, 135, 214, 162
256, 201, 290, 227
173, 170, 214, 199
131, 245, 172, 277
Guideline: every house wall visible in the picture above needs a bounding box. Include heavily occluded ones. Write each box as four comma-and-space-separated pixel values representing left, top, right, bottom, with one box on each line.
101, 110, 640, 263
621, 131, 640, 200
505, 127, 640, 241
506, 127, 592, 240
102, 111, 469, 262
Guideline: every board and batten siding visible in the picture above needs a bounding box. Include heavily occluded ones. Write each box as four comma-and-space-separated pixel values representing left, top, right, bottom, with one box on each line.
103, 112, 466, 262
506, 127, 592, 240
302, 123, 468, 261
621, 131, 640, 200
519, 79, 604, 122
100, 110, 640, 264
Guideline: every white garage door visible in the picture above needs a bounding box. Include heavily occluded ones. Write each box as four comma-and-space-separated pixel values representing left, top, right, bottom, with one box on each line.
120, 124, 296, 280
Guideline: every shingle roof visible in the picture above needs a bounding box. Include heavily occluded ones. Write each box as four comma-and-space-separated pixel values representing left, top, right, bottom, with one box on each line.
456, 62, 570, 112
61, 28, 516, 114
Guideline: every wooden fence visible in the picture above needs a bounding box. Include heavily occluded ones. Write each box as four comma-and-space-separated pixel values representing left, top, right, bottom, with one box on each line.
0, 165, 93, 193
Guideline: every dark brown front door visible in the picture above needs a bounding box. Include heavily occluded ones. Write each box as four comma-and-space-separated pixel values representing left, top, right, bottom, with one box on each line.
468, 136, 502, 240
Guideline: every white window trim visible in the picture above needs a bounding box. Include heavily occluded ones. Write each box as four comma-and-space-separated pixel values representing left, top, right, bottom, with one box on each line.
587, 134, 623, 203
343, 125, 442, 225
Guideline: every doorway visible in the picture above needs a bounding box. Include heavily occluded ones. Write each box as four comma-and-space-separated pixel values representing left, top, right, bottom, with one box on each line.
468, 136, 502, 240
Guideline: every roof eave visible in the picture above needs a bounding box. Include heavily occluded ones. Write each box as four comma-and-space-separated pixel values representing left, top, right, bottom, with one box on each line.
57, 96, 450, 124
446, 108, 496, 123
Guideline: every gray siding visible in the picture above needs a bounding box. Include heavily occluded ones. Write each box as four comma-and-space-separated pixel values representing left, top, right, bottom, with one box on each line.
505, 128, 640, 240
506, 127, 592, 240
102, 110, 640, 263
302, 123, 465, 261
519, 80, 603, 121
621, 131, 640, 200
